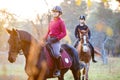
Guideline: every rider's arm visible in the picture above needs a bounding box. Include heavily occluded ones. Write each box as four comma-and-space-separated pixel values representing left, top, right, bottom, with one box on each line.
88, 29, 91, 39
56, 21, 66, 40
85, 25, 91, 39
75, 26, 79, 38
44, 25, 50, 40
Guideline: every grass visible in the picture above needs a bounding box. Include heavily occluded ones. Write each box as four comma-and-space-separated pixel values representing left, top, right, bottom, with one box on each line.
88, 57, 120, 80
0, 53, 120, 80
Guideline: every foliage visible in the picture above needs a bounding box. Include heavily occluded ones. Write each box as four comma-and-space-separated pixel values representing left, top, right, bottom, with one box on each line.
75, 0, 82, 6
0, 9, 17, 50
86, 2, 120, 56
87, 0, 92, 8
61, 0, 120, 57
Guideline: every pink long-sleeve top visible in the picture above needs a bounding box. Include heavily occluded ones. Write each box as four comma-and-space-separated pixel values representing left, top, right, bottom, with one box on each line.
45, 17, 66, 40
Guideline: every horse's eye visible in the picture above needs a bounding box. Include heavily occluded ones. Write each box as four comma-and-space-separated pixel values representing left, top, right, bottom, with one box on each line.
8, 40, 10, 43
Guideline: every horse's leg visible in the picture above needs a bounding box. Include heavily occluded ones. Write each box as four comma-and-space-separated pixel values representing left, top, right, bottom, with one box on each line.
37, 60, 47, 80
82, 67, 86, 80
58, 74, 64, 80
27, 76, 34, 80
85, 63, 90, 80
80, 70, 81, 80
94, 48, 101, 56
25, 67, 34, 80
71, 69, 80, 80
58, 70, 66, 80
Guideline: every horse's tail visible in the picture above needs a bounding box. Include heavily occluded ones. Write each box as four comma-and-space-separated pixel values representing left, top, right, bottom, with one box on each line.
94, 48, 101, 57
61, 44, 80, 70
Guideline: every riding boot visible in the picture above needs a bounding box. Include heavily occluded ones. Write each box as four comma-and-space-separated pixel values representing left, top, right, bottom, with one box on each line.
53, 57, 61, 77
89, 42, 97, 63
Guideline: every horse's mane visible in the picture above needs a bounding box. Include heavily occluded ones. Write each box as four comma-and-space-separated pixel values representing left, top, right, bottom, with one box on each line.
17, 30, 37, 43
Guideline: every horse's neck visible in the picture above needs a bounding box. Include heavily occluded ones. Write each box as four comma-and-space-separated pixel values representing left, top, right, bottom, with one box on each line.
21, 41, 31, 58
77, 41, 82, 53
21, 40, 41, 64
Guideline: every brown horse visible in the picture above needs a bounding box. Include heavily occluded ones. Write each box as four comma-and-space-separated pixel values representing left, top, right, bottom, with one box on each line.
6, 28, 81, 80
76, 29, 101, 80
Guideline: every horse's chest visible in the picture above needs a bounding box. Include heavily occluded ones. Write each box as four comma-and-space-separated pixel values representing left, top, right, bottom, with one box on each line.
80, 52, 91, 63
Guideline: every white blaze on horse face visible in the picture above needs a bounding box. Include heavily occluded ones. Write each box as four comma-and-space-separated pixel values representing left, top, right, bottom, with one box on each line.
83, 35, 87, 44
83, 35, 88, 52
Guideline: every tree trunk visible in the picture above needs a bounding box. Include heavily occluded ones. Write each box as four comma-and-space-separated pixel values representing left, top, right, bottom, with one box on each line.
102, 36, 108, 64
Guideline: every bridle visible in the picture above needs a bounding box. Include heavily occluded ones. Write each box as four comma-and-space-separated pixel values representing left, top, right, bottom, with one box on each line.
78, 28, 89, 42
78, 29, 89, 52
16, 30, 23, 55
9, 30, 23, 55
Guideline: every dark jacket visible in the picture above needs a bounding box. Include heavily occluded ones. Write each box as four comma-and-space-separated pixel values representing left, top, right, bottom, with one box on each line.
74, 24, 91, 39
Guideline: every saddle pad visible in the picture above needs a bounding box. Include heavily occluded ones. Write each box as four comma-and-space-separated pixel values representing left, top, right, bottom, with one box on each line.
44, 47, 54, 69
44, 47, 72, 70
59, 49, 72, 69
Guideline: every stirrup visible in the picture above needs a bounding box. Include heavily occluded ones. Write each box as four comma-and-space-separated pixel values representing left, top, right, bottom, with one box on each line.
53, 70, 60, 77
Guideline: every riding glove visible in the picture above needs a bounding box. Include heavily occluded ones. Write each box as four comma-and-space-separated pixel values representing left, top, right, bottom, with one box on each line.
48, 37, 58, 43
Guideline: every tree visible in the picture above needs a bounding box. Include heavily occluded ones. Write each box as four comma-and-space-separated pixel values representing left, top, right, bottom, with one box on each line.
0, 9, 17, 50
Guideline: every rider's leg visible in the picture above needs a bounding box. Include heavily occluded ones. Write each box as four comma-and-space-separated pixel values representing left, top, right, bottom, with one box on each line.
74, 39, 80, 48
51, 42, 61, 77
88, 42, 97, 63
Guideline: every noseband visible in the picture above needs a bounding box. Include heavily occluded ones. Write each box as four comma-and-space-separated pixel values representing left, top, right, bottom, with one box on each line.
16, 30, 23, 55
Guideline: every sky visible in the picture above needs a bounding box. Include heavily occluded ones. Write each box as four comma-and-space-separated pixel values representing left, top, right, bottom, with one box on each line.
0, 0, 119, 20
0, 0, 63, 20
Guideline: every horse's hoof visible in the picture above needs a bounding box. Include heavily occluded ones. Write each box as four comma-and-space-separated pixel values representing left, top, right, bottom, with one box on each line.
93, 60, 97, 63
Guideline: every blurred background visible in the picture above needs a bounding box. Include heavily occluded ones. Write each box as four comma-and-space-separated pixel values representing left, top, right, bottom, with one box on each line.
0, 0, 120, 80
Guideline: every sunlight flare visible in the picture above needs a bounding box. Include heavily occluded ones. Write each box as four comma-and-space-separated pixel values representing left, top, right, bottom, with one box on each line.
0, 0, 63, 20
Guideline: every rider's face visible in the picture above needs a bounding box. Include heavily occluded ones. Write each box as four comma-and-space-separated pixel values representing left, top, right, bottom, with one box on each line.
79, 19, 85, 24
52, 11, 60, 18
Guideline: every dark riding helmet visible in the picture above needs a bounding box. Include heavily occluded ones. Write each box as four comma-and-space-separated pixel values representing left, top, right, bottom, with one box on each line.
52, 6, 62, 14
79, 15, 85, 20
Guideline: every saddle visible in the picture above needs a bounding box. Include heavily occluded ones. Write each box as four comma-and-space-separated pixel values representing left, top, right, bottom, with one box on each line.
44, 44, 72, 69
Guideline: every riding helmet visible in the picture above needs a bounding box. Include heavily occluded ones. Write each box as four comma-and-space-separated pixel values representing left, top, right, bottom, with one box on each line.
52, 6, 62, 14
79, 15, 85, 20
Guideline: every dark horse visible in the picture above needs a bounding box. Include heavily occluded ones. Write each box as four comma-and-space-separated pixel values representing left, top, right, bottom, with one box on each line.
76, 29, 101, 80
7, 28, 81, 80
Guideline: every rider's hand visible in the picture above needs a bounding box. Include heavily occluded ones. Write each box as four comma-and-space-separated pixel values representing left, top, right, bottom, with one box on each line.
48, 37, 58, 43
39, 39, 46, 47
81, 30, 87, 33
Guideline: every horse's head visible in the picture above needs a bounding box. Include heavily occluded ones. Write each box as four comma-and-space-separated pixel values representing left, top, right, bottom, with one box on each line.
78, 29, 89, 52
6, 28, 22, 63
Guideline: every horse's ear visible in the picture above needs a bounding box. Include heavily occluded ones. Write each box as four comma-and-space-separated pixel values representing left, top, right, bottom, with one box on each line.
6, 29, 12, 34
12, 28, 17, 35
12, 28, 16, 32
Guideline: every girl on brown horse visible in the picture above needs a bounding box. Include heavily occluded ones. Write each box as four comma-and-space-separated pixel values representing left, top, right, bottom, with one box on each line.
76, 29, 91, 80
74, 15, 97, 63
7, 29, 81, 80
44, 6, 67, 77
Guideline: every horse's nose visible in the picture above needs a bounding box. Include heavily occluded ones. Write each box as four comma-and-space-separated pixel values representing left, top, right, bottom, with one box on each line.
83, 44, 88, 52
8, 56, 16, 63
